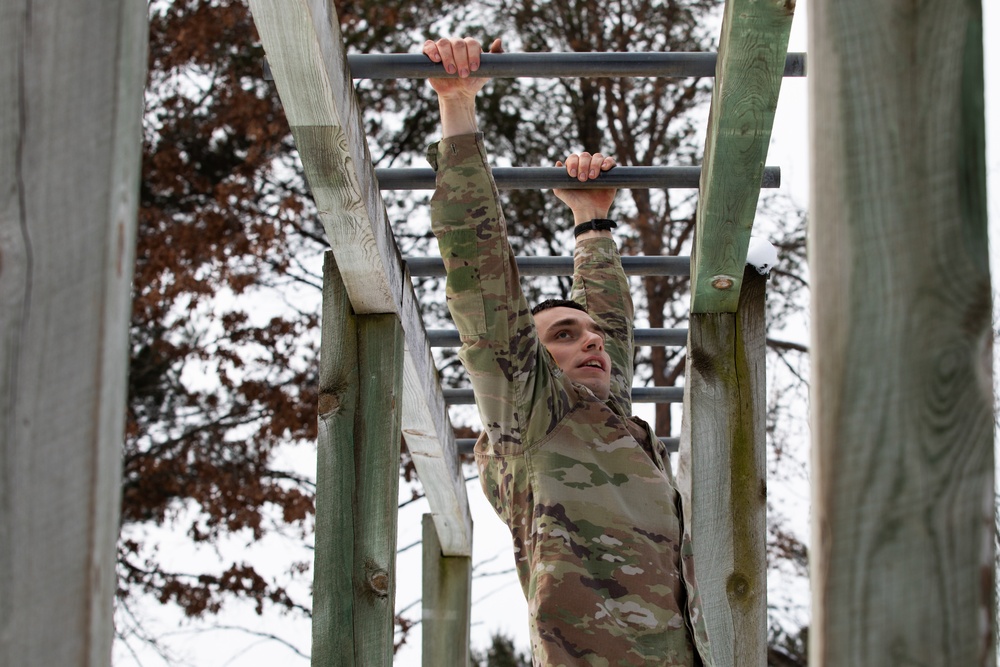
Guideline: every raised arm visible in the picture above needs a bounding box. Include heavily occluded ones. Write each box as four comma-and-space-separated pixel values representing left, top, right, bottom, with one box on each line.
555, 153, 635, 411
426, 38, 567, 450
421, 37, 503, 137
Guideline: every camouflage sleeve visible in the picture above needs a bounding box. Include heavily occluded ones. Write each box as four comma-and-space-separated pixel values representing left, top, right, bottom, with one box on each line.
570, 237, 634, 412
427, 133, 560, 448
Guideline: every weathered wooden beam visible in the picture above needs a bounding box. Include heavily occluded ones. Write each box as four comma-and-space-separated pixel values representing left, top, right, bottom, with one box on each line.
690, 0, 794, 313
422, 514, 472, 667
247, 0, 472, 555
809, 2, 993, 665
0, 2, 146, 665
314, 255, 405, 666
679, 267, 767, 667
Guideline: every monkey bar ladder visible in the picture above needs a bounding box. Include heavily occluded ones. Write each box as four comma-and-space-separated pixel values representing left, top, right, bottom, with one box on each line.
4, 3, 991, 667
247, 0, 795, 664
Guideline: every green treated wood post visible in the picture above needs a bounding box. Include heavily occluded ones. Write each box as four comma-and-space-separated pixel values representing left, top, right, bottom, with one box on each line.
680, 267, 767, 667
0, 2, 146, 665
422, 513, 472, 666
809, 2, 993, 665
353, 312, 404, 659
313, 252, 404, 666
314, 253, 358, 666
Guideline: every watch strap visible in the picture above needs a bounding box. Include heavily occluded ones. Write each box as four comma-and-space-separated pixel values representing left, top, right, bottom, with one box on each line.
573, 218, 617, 237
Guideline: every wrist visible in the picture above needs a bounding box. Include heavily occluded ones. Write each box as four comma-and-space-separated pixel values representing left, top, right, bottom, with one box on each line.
572, 208, 611, 226
436, 89, 479, 105
573, 218, 617, 240
438, 95, 479, 136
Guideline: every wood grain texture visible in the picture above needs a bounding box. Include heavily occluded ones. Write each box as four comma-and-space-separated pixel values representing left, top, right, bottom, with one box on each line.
690, 0, 793, 313
422, 514, 472, 667
809, 2, 993, 665
247, 0, 398, 313
352, 314, 404, 665
400, 283, 473, 556
679, 268, 767, 667
313, 256, 406, 665
0, 2, 146, 664
313, 254, 359, 667
248, 0, 473, 556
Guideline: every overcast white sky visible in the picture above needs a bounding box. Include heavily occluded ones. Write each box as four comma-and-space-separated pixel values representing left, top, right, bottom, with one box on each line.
114, 3, 1000, 665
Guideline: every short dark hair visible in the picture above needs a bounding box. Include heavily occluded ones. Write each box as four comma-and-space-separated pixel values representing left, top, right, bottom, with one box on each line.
531, 298, 588, 316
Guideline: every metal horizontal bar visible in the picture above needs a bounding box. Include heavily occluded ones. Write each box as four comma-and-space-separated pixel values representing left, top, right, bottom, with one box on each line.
443, 386, 683, 405
376, 166, 780, 191
348, 52, 806, 80
427, 328, 687, 348
455, 436, 679, 455
406, 255, 691, 278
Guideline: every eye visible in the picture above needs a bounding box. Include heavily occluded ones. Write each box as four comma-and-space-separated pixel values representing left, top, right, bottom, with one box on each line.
554, 330, 573, 340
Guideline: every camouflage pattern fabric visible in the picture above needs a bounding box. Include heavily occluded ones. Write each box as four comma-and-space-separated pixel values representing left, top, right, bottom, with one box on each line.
428, 133, 713, 666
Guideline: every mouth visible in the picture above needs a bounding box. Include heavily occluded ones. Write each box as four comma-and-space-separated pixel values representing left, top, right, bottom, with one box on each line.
577, 357, 606, 372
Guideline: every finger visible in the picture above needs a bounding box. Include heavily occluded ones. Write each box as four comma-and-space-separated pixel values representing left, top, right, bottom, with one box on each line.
600, 156, 617, 171
488, 38, 504, 54
436, 39, 457, 74
563, 154, 580, 178
576, 152, 592, 181
463, 37, 483, 73
587, 153, 605, 178
452, 39, 474, 77
422, 40, 441, 62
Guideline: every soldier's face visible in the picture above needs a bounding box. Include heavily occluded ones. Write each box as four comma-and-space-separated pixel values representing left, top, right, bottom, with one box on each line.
534, 307, 612, 400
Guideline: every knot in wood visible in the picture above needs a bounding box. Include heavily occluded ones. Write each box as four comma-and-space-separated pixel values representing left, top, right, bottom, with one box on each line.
711, 274, 735, 290
317, 393, 339, 415
726, 573, 751, 601
368, 569, 390, 597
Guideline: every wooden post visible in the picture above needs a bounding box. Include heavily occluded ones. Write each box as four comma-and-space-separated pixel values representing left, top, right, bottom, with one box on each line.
313, 253, 404, 666
0, 2, 146, 665
680, 267, 767, 667
422, 514, 472, 667
809, 2, 993, 665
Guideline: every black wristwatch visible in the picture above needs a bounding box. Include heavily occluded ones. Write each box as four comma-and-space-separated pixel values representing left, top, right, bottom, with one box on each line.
573, 218, 617, 237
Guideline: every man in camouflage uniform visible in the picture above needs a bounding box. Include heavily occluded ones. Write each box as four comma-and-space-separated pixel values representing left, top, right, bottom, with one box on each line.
423, 36, 713, 667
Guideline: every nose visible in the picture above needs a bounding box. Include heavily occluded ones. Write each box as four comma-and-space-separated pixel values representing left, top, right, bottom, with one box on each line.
582, 330, 604, 351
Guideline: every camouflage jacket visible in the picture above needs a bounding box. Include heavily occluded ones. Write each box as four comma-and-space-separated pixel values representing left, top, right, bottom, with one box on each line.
428, 133, 712, 667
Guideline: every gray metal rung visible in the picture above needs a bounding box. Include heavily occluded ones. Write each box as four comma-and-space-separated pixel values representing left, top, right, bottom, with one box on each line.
376, 166, 780, 191
347, 52, 806, 80
443, 386, 683, 405
456, 436, 679, 455
406, 255, 691, 278
428, 328, 687, 348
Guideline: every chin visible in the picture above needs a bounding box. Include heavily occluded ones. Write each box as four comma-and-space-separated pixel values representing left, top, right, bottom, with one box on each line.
582, 381, 611, 401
